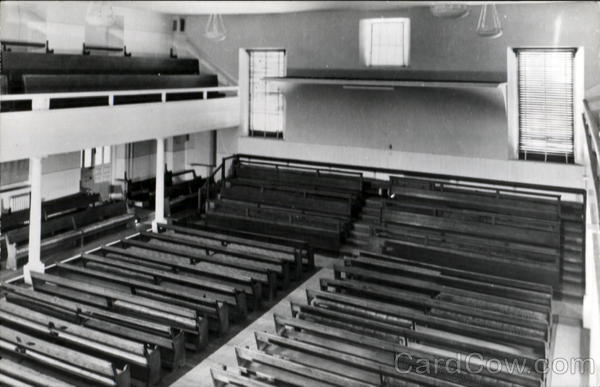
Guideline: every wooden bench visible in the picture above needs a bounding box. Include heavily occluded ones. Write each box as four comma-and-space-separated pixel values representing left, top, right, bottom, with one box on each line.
328, 265, 550, 341
273, 313, 542, 387
383, 238, 561, 289
99, 243, 263, 311
136, 230, 292, 289
171, 222, 316, 270
375, 221, 560, 264
55, 259, 231, 335
4, 215, 80, 270
221, 184, 354, 218
389, 184, 560, 221
157, 223, 307, 278
0, 357, 76, 387
3, 200, 133, 270
0, 325, 131, 386
232, 346, 378, 387
80, 251, 246, 321
116, 237, 279, 301
0, 300, 161, 385
29, 271, 208, 351
1, 51, 200, 93
3, 283, 186, 370
379, 206, 560, 248
230, 176, 360, 203
22, 74, 217, 93
233, 162, 364, 194
205, 209, 343, 251
1, 191, 100, 234
348, 251, 553, 310
72, 201, 135, 242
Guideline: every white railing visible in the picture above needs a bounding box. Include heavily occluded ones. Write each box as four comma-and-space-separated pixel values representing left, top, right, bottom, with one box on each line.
582, 99, 600, 386
0, 86, 239, 111
9, 192, 30, 212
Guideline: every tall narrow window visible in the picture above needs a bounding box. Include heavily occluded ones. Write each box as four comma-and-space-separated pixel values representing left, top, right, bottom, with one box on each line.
248, 49, 285, 139
517, 48, 575, 163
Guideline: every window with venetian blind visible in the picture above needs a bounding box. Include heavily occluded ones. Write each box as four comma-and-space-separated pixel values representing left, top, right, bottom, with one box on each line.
517, 48, 576, 163
248, 49, 286, 139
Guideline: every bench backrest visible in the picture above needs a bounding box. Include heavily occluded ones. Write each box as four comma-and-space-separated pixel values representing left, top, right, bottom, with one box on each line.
1, 51, 199, 92
6, 215, 75, 245
23, 74, 217, 93
72, 201, 128, 228
1, 192, 99, 233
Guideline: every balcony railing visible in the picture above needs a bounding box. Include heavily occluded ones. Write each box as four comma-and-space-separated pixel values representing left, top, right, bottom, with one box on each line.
0, 86, 239, 112
0, 86, 240, 163
582, 99, 600, 387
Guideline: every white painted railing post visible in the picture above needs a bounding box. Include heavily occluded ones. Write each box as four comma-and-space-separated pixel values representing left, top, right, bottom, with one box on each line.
23, 156, 45, 284
152, 137, 167, 232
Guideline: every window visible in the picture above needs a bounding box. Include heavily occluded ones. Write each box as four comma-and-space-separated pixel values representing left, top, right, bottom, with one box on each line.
517, 48, 575, 163
248, 49, 285, 139
360, 18, 410, 67
82, 146, 111, 168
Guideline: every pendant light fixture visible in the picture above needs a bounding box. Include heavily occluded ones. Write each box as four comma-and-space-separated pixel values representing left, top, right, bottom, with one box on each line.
476, 3, 503, 38
430, 3, 470, 19
204, 14, 227, 42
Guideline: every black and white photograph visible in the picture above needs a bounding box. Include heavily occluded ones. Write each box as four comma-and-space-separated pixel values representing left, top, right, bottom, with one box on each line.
0, 1, 598, 386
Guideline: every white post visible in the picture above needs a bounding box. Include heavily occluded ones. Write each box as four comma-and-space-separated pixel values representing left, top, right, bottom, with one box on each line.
152, 138, 166, 232
23, 156, 45, 284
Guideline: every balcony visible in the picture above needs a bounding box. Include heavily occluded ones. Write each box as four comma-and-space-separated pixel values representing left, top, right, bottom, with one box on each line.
0, 86, 240, 163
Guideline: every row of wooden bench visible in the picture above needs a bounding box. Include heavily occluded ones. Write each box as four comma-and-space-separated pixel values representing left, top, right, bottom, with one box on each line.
124, 169, 205, 216
2, 200, 135, 270
211, 250, 553, 387
205, 161, 365, 251
352, 176, 585, 291
0, 223, 314, 386
1, 191, 101, 234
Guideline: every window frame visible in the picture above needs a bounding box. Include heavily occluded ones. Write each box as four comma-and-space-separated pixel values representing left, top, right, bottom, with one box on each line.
507, 46, 584, 165
246, 48, 286, 140
359, 17, 411, 67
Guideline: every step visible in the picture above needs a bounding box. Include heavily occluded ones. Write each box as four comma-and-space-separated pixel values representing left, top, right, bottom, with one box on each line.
362, 207, 382, 216
561, 282, 585, 299
563, 262, 583, 275
349, 230, 371, 240
564, 252, 583, 264
563, 243, 583, 253
562, 272, 583, 284
347, 238, 371, 248
353, 222, 372, 232
365, 198, 384, 207
564, 234, 583, 244
359, 214, 380, 223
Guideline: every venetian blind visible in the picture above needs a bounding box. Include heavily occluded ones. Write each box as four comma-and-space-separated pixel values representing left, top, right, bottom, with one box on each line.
518, 48, 575, 163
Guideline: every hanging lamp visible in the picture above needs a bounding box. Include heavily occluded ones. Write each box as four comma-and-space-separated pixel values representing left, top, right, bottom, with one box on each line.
476, 4, 503, 38
204, 14, 227, 41
430, 3, 470, 19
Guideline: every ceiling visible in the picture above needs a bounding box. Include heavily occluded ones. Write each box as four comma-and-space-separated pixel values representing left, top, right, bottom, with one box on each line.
118, 1, 555, 15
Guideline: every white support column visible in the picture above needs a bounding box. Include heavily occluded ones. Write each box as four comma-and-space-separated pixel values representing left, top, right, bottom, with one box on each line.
152, 138, 167, 232
23, 156, 44, 284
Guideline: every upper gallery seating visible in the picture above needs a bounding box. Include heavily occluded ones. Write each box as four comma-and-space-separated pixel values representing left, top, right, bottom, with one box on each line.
0, 45, 220, 111
1, 192, 135, 270
0, 223, 314, 386
203, 159, 364, 252
211, 250, 553, 387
